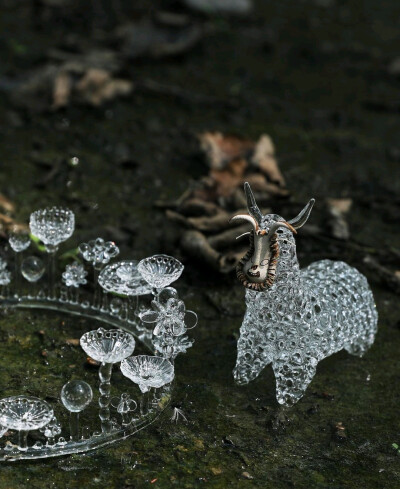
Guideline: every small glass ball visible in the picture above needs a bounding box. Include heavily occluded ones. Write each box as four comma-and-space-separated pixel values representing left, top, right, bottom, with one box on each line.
21, 256, 45, 283
61, 380, 93, 413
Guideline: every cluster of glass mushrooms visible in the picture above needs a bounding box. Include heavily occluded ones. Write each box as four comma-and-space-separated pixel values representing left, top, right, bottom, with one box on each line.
0, 207, 198, 453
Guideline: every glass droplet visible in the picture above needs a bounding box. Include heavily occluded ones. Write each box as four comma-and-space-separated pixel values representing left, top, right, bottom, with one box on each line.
61, 380, 93, 413
21, 256, 45, 283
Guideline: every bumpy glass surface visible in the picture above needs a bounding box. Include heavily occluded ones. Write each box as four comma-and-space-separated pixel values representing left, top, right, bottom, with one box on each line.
62, 262, 88, 288
80, 328, 136, 364
9, 233, 31, 253
0, 259, 11, 286
79, 238, 119, 268
120, 355, 174, 393
138, 255, 184, 289
98, 260, 152, 296
0, 396, 53, 431
29, 207, 75, 247
234, 222, 378, 406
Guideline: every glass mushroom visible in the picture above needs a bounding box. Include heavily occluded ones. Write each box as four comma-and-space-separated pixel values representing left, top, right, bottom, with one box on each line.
80, 328, 135, 433
8, 229, 30, 297
120, 355, 174, 415
0, 396, 53, 451
29, 207, 75, 300
79, 238, 119, 309
98, 260, 152, 322
137, 255, 184, 296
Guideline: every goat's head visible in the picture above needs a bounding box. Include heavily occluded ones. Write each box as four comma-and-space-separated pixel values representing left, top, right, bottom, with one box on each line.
230, 182, 315, 291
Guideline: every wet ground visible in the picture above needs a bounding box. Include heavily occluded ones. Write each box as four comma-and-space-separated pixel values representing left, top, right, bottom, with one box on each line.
0, 0, 400, 487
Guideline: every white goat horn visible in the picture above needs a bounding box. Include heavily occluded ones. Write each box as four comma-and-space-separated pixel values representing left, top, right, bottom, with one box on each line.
230, 214, 259, 231
236, 232, 251, 240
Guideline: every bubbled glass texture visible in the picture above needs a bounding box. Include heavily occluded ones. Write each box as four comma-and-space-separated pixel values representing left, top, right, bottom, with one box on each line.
233, 227, 378, 407
30, 207, 75, 247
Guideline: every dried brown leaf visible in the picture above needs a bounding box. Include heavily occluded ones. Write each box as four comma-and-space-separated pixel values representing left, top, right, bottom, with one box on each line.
252, 135, 285, 187
199, 132, 254, 170
0, 195, 15, 213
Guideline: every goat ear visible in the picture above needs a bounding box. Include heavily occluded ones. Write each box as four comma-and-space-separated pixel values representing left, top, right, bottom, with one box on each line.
288, 199, 315, 230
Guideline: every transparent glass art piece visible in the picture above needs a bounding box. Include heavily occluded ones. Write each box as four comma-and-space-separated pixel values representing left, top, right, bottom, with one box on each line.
9, 232, 31, 253
62, 262, 88, 288
0, 207, 197, 461
80, 328, 136, 364
140, 287, 197, 337
0, 396, 54, 450
231, 183, 378, 406
79, 238, 119, 269
138, 254, 184, 290
120, 355, 175, 393
30, 207, 75, 252
98, 260, 152, 296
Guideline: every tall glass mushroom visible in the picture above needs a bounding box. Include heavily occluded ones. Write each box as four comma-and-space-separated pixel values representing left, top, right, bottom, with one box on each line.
29, 207, 75, 300
80, 328, 135, 433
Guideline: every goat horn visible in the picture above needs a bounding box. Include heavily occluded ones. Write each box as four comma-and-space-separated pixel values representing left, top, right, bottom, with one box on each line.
244, 182, 263, 225
230, 214, 259, 231
288, 199, 315, 230
236, 232, 251, 240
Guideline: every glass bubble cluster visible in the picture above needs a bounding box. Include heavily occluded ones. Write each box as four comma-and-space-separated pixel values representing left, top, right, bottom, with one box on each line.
79, 238, 119, 269
62, 262, 88, 288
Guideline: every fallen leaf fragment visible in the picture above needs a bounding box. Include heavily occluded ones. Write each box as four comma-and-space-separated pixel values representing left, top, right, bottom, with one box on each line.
326, 198, 353, 240
210, 467, 223, 476
66, 338, 80, 347
242, 471, 254, 479
0, 194, 15, 213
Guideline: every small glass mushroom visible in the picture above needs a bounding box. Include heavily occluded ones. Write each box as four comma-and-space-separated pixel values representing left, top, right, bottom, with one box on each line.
98, 260, 152, 322
0, 396, 53, 451
29, 207, 75, 300
138, 255, 184, 296
21, 256, 45, 298
120, 355, 174, 415
111, 393, 137, 426
79, 238, 119, 309
80, 328, 135, 432
0, 259, 11, 298
62, 262, 88, 303
40, 416, 62, 446
61, 380, 93, 441
8, 230, 30, 297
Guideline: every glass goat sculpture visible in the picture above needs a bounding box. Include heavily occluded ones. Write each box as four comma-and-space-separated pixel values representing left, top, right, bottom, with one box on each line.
230, 183, 378, 406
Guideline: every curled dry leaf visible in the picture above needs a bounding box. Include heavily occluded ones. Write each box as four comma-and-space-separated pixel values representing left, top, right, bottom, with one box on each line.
161, 132, 289, 274
326, 198, 353, 240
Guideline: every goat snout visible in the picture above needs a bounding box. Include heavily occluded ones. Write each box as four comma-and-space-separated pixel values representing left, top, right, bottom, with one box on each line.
247, 266, 261, 278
